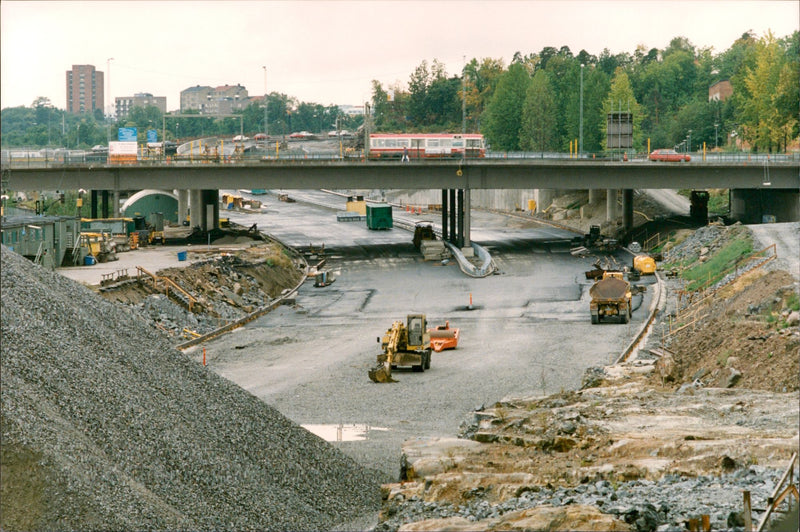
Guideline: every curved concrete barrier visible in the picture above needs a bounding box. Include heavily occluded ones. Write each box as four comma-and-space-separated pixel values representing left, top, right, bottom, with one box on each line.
443, 241, 497, 278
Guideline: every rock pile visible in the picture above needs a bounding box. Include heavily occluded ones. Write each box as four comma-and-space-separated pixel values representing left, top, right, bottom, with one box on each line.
0, 245, 381, 531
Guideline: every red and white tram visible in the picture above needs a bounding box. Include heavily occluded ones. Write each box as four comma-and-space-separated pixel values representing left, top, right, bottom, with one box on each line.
368, 133, 485, 159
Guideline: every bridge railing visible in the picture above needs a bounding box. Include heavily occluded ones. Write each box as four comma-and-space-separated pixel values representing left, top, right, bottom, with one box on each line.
2, 148, 799, 168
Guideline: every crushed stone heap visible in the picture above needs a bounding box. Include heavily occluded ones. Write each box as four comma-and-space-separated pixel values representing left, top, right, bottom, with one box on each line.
0, 245, 380, 531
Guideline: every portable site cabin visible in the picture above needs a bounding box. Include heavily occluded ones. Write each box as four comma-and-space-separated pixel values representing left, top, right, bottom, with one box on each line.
1, 214, 84, 269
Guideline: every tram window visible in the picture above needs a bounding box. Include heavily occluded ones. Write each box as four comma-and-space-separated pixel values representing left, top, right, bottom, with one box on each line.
428, 139, 439, 147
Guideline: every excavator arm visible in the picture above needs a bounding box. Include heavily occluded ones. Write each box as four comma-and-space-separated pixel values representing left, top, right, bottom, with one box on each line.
368, 321, 402, 383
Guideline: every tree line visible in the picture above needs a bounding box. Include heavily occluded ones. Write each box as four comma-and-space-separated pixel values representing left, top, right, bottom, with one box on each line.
370, 31, 798, 154
0, 93, 363, 149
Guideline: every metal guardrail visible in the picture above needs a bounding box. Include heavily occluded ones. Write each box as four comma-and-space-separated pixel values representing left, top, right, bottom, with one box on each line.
3, 148, 799, 169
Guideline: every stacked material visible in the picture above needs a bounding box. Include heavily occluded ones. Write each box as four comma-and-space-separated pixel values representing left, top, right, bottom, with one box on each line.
420, 239, 449, 261
0, 245, 381, 531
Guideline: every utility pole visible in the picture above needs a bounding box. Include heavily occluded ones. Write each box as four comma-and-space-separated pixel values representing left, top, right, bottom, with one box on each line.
262, 66, 268, 136
579, 64, 584, 156
462, 55, 466, 135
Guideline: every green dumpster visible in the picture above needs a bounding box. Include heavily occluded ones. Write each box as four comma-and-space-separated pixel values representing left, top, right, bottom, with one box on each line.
366, 204, 393, 230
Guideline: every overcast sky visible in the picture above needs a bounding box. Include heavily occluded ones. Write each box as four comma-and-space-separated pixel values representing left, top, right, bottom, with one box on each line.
1, 0, 797, 112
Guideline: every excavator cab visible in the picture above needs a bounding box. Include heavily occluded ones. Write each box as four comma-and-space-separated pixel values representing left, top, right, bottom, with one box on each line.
407, 315, 425, 347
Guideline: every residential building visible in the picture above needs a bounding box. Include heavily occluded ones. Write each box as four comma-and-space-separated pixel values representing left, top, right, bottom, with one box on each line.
180, 84, 250, 114
115, 93, 167, 119
66, 64, 104, 114
709, 80, 733, 102
339, 104, 365, 116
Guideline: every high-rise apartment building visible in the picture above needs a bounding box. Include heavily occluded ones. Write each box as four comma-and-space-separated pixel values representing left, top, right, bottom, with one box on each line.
66, 64, 104, 114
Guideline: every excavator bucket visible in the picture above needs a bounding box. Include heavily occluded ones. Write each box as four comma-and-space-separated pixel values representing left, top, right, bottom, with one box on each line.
368, 364, 396, 383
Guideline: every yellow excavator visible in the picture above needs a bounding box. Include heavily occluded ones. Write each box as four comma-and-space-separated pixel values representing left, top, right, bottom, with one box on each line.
368, 314, 431, 383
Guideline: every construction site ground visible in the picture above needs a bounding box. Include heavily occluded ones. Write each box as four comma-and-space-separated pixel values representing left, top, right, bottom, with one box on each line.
50, 192, 799, 531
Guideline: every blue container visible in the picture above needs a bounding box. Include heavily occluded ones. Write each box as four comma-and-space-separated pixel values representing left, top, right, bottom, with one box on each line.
84, 256, 96, 266
177, 251, 187, 261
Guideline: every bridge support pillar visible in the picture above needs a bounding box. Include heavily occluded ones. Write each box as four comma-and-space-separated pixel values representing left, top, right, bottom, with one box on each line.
113, 190, 120, 218
730, 188, 800, 223
189, 190, 203, 229
606, 189, 618, 221
440, 189, 470, 247
200, 190, 219, 233
463, 188, 471, 248
91, 190, 98, 218
101, 190, 109, 219
535, 189, 554, 214
622, 189, 634, 231
449, 189, 457, 244
177, 190, 189, 225
441, 189, 449, 242
588, 189, 601, 204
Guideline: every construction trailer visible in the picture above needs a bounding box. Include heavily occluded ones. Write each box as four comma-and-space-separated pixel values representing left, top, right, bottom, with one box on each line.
1, 214, 84, 269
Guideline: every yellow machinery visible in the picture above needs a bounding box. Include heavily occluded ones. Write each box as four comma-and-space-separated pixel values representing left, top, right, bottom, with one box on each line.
589, 271, 632, 324
632, 254, 657, 275
81, 232, 118, 263
368, 314, 431, 382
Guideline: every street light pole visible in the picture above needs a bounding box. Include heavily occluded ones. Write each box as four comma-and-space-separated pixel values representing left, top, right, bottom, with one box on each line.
106, 58, 114, 120
262, 66, 268, 137
714, 123, 719, 149
579, 64, 584, 157
688, 129, 692, 153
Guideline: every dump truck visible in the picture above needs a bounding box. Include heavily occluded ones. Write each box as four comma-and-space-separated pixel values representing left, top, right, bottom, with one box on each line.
428, 321, 459, 352
589, 271, 632, 324
368, 314, 431, 382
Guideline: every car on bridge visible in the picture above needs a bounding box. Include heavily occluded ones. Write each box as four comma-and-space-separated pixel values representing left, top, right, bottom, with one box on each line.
649, 149, 690, 162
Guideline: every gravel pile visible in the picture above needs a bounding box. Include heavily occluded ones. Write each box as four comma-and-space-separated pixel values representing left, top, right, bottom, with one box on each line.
374, 466, 786, 532
1, 245, 381, 531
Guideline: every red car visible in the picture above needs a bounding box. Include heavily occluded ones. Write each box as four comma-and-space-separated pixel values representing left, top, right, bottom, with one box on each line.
649, 149, 691, 162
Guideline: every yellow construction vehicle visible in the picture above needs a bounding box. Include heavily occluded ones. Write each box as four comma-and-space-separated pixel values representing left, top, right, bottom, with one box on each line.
368, 314, 431, 382
81, 232, 118, 263
632, 254, 657, 275
589, 271, 632, 324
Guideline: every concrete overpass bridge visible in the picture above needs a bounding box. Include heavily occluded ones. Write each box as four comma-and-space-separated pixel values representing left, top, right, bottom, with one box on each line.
2, 158, 798, 248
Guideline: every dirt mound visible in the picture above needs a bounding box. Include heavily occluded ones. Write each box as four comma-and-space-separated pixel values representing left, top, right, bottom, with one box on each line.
0, 245, 380, 530
99, 243, 305, 337
664, 268, 799, 392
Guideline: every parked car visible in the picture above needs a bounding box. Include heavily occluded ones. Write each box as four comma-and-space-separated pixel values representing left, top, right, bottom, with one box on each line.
91, 144, 108, 153
649, 149, 690, 162
289, 131, 314, 139
253, 133, 269, 141
232, 135, 249, 142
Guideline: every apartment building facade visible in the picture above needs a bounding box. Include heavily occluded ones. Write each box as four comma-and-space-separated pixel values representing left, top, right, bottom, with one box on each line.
180, 84, 250, 114
115, 93, 167, 119
66, 64, 104, 114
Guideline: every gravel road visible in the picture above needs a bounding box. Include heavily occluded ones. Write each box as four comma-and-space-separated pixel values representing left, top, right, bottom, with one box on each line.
748, 221, 800, 280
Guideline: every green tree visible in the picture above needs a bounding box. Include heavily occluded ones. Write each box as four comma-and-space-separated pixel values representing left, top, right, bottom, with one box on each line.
520, 70, 557, 151
463, 57, 505, 132
603, 68, 644, 151
582, 66, 611, 154
483, 63, 530, 150
740, 31, 798, 151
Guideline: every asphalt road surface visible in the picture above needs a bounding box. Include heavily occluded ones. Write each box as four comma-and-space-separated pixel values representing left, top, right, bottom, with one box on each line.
197, 191, 653, 482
